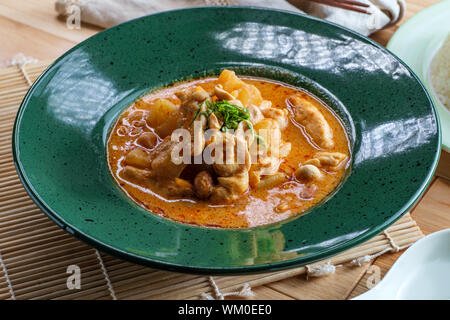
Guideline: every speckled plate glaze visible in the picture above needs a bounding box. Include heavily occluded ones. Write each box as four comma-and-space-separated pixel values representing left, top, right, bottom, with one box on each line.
13, 7, 440, 274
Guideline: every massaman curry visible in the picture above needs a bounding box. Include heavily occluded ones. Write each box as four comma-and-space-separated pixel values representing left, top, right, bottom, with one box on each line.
107, 70, 350, 228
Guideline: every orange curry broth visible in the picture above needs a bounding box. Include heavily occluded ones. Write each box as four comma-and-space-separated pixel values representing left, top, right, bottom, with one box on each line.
107, 77, 350, 228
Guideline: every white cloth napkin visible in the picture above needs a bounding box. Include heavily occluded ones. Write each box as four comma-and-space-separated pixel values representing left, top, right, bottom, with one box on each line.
55, 0, 405, 36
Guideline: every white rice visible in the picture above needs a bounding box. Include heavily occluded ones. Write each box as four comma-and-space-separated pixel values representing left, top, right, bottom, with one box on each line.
430, 34, 450, 111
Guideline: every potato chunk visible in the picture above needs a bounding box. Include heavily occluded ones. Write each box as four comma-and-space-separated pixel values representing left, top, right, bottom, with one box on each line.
124, 148, 151, 168
146, 99, 178, 128
217, 70, 263, 106
233, 85, 263, 107
218, 69, 245, 92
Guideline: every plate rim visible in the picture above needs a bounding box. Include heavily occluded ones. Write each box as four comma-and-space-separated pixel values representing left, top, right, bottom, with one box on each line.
12, 6, 441, 274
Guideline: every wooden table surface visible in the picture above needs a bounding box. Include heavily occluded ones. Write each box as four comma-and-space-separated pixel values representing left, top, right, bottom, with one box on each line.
0, 0, 449, 300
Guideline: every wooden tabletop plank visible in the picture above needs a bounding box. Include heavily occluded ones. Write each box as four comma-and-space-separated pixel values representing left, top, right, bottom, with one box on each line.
0, 0, 100, 42
249, 285, 295, 300
436, 151, 450, 180
410, 178, 450, 235
0, 15, 76, 66
266, 263, 371, 300
0, 0, 99, 67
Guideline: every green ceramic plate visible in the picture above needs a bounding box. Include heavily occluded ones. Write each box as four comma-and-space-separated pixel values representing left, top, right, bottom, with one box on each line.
387, 0, 450, 152
13, 7, 440, 274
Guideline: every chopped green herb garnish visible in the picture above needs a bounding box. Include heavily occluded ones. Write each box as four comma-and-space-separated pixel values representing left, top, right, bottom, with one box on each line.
191, 100, 266, 147
204, 100, 250, 132
189, 101, 206, 126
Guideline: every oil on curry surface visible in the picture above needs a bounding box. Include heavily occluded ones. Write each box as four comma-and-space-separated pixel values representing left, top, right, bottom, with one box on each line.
108, 70, 350, 228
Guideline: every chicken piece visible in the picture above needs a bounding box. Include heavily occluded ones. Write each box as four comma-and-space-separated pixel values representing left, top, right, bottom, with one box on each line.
259, 156, 281, 175
217, 171, 249, 194
288, 95, 334, 149
211, 171, 249, 203
213, 158, 247, 177
205, 130, 252, 203
296, 164, 323, 181
261, 107, 289, 130
259, 100, 272, 109
210, 186, 229, 203
124, 148, 152, 169
227, 99, 244, 108
136, 132, 158, 149
248, 155, 282, 187
122, 166, 153, 184
194, 171, 215, 199
214, 84, 235, 101
150, 137, 187, 179
305, 152, 347, 171
192, 86, 210, 102
256, 172, 288, 189
208, 113, 221, 130
208, 132, 250, 177
246, 104, 264, 125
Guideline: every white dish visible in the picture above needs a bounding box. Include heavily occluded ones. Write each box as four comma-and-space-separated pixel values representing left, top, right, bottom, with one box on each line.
354, 229, 450, 300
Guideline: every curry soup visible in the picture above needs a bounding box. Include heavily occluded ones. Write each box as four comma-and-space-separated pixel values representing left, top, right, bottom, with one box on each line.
107, 70, 350, 228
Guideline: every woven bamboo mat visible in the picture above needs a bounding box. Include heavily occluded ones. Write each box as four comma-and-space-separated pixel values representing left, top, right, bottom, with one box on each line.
0, 61, 424, 300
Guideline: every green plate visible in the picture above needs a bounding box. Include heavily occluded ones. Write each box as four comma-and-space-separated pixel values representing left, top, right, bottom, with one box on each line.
388, 0, 450, 152
13, 7, 440, 274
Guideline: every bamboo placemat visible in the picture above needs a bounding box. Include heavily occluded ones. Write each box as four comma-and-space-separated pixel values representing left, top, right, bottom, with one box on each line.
0, 61, 424, 300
